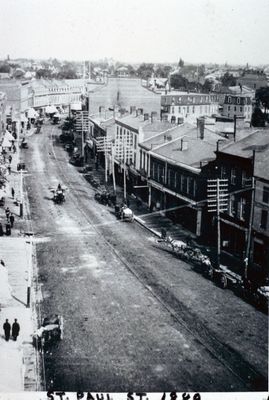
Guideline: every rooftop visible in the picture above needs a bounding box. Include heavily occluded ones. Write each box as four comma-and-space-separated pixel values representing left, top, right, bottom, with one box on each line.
254, 147, 269, 180
116, 113, 173, 136
148, 123, 227, 168
218, 129, 269, 159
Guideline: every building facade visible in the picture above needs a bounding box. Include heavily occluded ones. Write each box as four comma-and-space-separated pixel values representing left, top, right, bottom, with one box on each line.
161, 92, 220, 124
222, 94, 253, 122
206, 130, 269, 283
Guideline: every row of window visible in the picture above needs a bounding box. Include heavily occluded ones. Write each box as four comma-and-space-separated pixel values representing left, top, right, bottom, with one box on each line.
164, 95, 219, 105
150, 163, 197, 198
170, 105, 217, 115
221, 166, 252, 187
227, 105, 251, 112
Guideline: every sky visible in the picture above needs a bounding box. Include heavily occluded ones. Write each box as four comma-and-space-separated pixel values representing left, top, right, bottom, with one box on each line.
0, 0, 268, 65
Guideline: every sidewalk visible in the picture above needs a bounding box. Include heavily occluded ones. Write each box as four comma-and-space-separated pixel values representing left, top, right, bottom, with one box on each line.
0, 131, 40, 391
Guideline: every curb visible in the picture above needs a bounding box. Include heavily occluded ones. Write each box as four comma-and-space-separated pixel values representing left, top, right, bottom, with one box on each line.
134, 215, 162, 238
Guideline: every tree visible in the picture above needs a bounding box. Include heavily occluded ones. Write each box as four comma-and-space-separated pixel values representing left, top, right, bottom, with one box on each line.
36, 68, 52, 79
170, 74, 188, 90
256, 87, 269, 112
155, 65, 172, 78
221, 72, 236, 87
178, 58, 184, 68
251, 107, 266, 127
56, 62, 78, 79
0, 63, 10, 73
136, 63, 154, 80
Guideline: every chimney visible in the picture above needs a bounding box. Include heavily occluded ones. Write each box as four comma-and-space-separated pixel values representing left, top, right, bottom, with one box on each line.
130, 105, 136, 114
144, 113, 149, 121
151, 111, 158, 123
197, 117, 205, 140
181, 139, 188, 151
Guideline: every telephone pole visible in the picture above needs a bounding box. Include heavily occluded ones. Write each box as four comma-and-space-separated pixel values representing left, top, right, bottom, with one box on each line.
75, 111, 89, 162
207, 178, 228, 267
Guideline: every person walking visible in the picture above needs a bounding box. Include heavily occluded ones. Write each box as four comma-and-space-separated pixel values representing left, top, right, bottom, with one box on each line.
7, 165, 11, 175
9, 213, 15, 228
3, 319, 11, 341
8, 155, 12, 164
12, 319, 20, 341
11, 187, 15, 199
5, 207, 10, 220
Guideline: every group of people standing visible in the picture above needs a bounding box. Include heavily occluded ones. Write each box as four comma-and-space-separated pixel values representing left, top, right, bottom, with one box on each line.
3, 319, 20, 341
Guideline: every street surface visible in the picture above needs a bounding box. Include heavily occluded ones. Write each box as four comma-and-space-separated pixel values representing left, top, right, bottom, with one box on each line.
24, 122, 268, 392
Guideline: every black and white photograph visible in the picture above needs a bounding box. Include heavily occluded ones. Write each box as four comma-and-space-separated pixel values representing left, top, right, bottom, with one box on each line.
0, 0, 268, 396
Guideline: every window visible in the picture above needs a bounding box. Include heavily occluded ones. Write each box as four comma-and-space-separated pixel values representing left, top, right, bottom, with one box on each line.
171, 106, 175, 114
187, 106, 189, 113
231, 168, 236, 185
174, 172, 177, 189
228, 96, 232, 104
263, 187, 269, 203
192, 106, 195, 114
240, 107, 243, 112
260, 210, 268, 230
220, 165, 227, 179
242, 170, 247, 186
240, 198, 247, 221
237, 97, 241, 104
228, 106, 231, 111
178, 106, 181, 113
234, 106, 237, 111
230, 195, 237, 217
167, 169, 171, 186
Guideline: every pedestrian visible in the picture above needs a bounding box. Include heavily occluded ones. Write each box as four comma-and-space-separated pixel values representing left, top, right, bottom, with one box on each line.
8, 155, 12, 164
5, 207, 10, 220
5, 207, 10, 219
7, 165, 11, 175
11, 187, 15, 199
3, 319, 11, 341
161, 228, 167, 240
12, 319, 20, 341
9, 213, 14, 228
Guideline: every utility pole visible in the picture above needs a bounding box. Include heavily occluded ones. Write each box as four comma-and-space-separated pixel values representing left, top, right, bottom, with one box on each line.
25, 232, 34, 308
96, 136, 112, 185
17, 116, 23, 217
244, 176, 255, 278
244, 150, 256, 278
75, 111, 89, 163
207, 178, 228, 267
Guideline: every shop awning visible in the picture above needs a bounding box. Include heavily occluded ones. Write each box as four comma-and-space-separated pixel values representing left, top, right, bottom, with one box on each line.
28, 108, 39, 119
70, 103, 82, 111
45, 105, 58, 114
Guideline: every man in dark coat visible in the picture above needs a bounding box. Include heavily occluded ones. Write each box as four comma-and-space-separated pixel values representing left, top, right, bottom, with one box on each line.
10, 214, 15, 228
12, 319, 20, 341
3, 319, 11, 341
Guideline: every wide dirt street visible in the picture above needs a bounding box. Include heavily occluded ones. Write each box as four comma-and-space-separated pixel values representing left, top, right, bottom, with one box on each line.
24, 121, 268, 392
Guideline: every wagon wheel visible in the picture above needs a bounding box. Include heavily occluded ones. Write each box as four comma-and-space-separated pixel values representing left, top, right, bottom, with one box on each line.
220, 273, 228, 289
